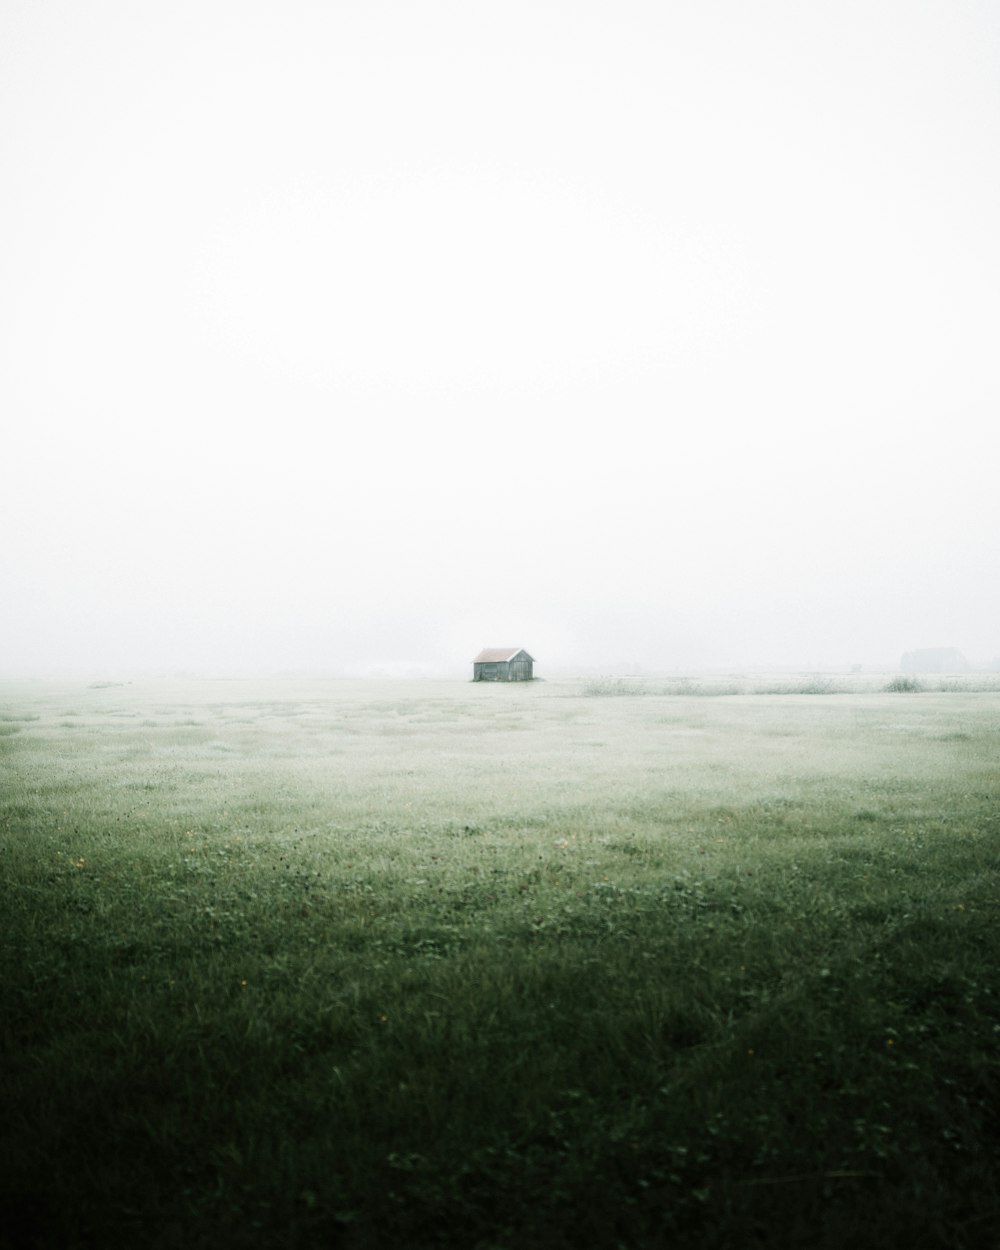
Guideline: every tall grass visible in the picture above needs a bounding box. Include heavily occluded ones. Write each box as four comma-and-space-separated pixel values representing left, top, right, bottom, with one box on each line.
2, 679, 999, 1248
884, 675, 924, 693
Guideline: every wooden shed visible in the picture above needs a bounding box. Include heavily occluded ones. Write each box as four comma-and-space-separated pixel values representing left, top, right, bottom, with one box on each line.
472, 648, 535, 682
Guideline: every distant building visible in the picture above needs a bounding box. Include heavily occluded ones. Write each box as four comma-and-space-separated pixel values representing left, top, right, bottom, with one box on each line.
472, 648, 535, 682
900, 647, 969, 673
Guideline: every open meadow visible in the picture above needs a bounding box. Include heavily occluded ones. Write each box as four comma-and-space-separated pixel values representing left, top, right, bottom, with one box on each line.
2, 677, 999, 1248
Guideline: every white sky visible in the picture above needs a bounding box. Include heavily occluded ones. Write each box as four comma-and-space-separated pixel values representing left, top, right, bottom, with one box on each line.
2, 0, 998, 676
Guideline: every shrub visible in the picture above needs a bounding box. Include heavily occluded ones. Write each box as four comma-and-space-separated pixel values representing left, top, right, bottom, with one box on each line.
884, 674, 923, 692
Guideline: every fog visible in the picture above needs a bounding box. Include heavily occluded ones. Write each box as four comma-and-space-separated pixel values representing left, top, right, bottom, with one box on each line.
2, 0, 998, 678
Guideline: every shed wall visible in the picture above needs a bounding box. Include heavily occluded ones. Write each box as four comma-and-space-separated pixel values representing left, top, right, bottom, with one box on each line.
473, 654, 533, 681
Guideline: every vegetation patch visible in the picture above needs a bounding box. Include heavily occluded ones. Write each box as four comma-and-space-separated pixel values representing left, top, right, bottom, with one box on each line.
2, 679, 999, 1249
884, 675, 924, 693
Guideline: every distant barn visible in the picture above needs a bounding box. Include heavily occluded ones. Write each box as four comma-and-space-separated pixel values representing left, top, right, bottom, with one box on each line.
472, 648, 535, 682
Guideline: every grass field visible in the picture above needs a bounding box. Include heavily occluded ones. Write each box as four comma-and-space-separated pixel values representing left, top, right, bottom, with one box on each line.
2, 677, 999, 1248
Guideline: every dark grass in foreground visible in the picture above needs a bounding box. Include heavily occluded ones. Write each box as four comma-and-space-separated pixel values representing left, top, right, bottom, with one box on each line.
1, 681, 999, 1248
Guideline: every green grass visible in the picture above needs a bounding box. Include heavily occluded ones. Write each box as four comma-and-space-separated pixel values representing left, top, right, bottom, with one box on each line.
2, 678, 999, 1248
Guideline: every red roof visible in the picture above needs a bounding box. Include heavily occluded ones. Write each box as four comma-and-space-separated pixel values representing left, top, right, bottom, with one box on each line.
473, 648, 532, 663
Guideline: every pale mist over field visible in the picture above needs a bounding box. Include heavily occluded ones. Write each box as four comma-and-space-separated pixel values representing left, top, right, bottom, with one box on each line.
2, 0, 998, 679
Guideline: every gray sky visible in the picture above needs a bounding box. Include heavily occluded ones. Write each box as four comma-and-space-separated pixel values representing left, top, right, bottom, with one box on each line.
2, 0, 998, 677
